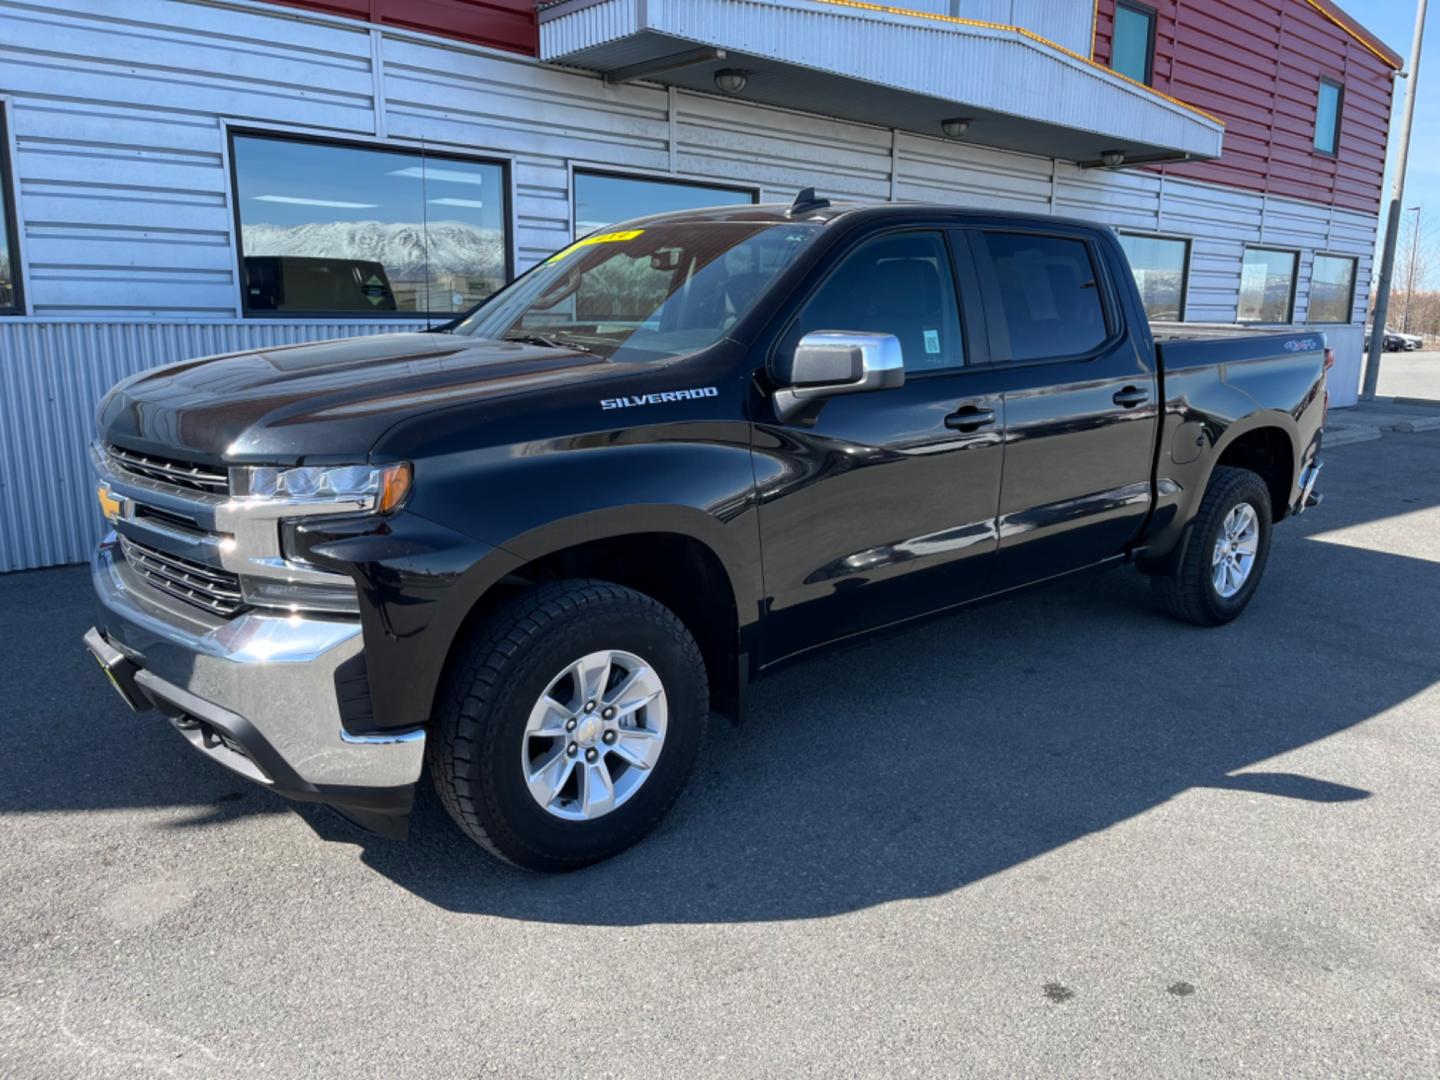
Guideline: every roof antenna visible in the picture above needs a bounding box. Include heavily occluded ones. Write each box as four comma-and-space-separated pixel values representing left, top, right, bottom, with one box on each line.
787, 187, 831, 217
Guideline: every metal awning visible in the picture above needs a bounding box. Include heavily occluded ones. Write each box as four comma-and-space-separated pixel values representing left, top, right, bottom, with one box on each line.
538, 0, 1224, 166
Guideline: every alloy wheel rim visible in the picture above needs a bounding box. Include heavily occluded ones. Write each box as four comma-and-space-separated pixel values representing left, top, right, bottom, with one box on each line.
521, 649, 667, 821
1212, 502, 1259, 599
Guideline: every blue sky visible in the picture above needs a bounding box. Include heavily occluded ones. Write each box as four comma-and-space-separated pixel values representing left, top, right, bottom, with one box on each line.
1353, 0, 1440, 262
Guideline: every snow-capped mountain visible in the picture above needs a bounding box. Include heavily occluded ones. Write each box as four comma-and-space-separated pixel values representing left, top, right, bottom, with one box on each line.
241, 220, 504, 278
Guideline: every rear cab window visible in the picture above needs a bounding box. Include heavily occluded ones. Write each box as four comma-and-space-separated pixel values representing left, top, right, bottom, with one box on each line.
974, 232, 1113, 362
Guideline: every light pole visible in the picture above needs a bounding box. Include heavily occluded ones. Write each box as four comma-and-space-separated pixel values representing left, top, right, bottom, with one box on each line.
1362, 0, 1429, 400
1401, 205, 1422, 334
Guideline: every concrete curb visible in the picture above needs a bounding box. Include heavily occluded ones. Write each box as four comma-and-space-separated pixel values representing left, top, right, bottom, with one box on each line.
1389, 417, 1440, 433
1325, 398, 1440, 442
1323, 425, 1383, 447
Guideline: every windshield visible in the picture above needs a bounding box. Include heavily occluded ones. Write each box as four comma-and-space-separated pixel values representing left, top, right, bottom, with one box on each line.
453, 221, 822, 361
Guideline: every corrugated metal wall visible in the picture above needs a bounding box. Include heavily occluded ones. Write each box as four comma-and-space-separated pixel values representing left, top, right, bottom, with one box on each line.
0, 320, 423, 572
0, 0, 1379, 571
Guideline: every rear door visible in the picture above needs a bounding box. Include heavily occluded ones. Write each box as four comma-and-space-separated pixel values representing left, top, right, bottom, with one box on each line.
753, 226, 1008, 663
965, 226, 1159, 583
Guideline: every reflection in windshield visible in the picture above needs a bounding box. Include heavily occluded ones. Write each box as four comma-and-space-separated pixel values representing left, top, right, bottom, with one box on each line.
455, 222, 822, 361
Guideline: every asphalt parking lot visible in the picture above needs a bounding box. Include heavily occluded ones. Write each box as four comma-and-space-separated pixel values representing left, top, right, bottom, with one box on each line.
3, 429, 1439, 1079
1373, 349, 1440, 402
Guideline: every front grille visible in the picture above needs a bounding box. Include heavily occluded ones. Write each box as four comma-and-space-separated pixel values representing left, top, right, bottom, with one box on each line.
118, 536, 247, 618
107, 444, 229, 496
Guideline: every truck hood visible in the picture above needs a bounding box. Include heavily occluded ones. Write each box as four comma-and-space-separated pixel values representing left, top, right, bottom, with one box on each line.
97, 332, 632, 462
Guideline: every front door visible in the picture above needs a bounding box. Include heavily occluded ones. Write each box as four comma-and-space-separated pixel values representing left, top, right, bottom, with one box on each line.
753, 228, 1007, 665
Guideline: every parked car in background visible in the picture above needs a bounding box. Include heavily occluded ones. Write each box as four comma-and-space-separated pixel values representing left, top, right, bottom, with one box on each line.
1365, 328, 1410, 352
85, 194, 1329, 870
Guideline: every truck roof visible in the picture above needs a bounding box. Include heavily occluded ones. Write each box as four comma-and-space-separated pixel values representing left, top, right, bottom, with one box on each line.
612, 199, 1110, 235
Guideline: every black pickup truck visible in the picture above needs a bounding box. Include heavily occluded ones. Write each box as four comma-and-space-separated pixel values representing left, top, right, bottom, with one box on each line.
85, 193, 1327, 870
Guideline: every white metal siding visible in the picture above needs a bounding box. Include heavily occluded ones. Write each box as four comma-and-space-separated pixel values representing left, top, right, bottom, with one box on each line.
0, 0, 1380, 571
3, 0, 377, 318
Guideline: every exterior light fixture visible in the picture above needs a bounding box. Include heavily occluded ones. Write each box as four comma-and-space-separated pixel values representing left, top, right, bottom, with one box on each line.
940, 117, 971, 139
714, 68, 748, 94
1100, 149, 1126, 167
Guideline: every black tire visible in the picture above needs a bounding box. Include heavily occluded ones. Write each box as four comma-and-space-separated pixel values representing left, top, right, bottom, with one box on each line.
1150, 466, 1273, 627
429, 579, 708, 871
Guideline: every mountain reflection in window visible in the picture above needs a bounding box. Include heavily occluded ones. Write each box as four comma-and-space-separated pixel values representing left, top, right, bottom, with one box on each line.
1306, 254, 1356, 324
1238, 247, 1298, 324
232, 133, 507, 318
1119, 233, 1189, 321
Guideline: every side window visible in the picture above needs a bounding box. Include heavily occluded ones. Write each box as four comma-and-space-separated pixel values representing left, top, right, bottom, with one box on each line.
1112, 0, 1157, 85
0, 106, 21, 315
785, 231, 964, 373
1314, 79, 1343, 156
980, 232, 1108, 362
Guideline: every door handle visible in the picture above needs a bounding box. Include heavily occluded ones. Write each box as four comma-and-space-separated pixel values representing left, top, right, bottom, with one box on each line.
945, 405, 996, 431
1113, 386, 1150, 408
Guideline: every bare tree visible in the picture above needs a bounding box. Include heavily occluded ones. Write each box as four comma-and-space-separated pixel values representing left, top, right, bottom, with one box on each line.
1394, 208, 1434, 334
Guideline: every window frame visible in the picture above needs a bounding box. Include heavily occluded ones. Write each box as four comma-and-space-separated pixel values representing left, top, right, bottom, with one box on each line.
1112, 0, 1158, 86
1117, 230, 1191, 322
226, 126, 514, 321
0, 100, 25, 316
966, 225, 1126, 368
768, 224, 981, 380
569, 165, 759, 241
1237, 245, 1300, 325
1306, 251, 1358, 325
1313, 77, 1344, 158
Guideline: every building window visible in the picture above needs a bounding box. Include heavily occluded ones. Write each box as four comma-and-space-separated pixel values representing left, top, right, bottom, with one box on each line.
573, 171, 755, 238
1118, 233, 1189, 320
230, 132, 508, 317
0, 108, 21, 315
1112, 1, 1157, 85
1307, 254, 1357, 324
1314, 79, 1343, 156
1238, 247, 1299, 323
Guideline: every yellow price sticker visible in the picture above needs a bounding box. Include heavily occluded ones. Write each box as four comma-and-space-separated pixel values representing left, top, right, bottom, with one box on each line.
545, 229, 645, 264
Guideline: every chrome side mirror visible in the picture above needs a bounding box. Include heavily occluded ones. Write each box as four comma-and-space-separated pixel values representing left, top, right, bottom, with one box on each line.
772, 331, 905, 420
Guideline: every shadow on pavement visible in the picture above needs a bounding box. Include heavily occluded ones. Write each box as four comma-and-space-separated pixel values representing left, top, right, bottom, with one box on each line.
3, 433, 1437, 924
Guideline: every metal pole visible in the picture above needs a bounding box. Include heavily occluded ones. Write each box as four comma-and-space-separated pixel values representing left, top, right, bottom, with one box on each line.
1401, 206, 1421, 333
1362, 0, 1428, 400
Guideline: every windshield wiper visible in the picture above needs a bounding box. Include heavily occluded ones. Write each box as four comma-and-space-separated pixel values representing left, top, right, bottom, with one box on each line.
503, 332, 594, 354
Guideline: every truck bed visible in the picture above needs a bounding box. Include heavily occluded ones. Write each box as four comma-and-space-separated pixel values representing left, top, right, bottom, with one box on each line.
1149, 321, 1327, 374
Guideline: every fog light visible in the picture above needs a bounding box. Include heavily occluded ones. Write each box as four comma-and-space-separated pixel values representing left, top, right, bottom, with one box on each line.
241, 576, 360, 615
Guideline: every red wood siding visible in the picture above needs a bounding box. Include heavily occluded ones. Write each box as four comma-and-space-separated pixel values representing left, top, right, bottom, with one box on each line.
1094, 0, 1397, 213
266, 0, 537, 55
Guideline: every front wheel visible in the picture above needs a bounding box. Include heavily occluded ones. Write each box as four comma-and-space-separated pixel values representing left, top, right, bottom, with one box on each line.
1150, 466, 1273, 626
429, 579, 708, 871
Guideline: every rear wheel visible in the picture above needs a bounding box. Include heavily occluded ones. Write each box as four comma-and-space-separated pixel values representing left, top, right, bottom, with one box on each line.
1150, 466, 1273, 626
429, 579, 708, 871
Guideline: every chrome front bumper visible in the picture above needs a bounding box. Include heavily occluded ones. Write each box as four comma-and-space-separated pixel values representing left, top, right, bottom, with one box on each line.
87, 536, 425, 836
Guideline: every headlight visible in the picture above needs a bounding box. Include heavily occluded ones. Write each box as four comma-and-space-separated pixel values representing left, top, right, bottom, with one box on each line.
236, 462, 412, 513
